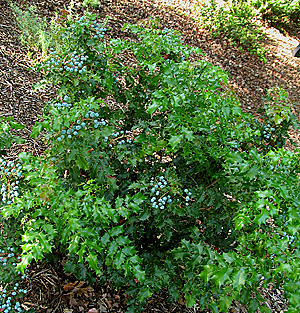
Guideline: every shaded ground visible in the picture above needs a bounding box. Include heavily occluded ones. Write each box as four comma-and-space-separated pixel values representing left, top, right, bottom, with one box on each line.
0, 0, 299, 312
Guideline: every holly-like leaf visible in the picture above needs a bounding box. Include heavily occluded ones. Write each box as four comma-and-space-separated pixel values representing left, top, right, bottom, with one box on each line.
76, 156, 89, 170
232, 267, 246, 291
169, 135, 183, 150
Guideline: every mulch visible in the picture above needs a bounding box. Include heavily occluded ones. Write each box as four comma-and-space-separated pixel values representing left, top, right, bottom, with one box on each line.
0, 0, 299, 312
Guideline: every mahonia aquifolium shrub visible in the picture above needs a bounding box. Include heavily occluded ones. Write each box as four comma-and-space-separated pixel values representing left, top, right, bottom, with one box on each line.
1, 11, 300, 313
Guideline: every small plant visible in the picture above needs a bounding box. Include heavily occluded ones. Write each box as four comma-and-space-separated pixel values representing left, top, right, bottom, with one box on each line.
198, 0, 267, 61
0, 118, 24, 157
10, 3, 65, 56
82, 0, 101, 8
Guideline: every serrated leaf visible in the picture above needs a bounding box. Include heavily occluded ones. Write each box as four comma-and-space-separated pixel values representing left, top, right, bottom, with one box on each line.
185, 293, 196, 307
139, 286, 153, 301
64, 260, 76, 273
31, 123, 43, 138
232, 268, 246, 291
38, 232, 52, 253
76, 156, 89, 170
9, 121, 24, 130
114, 250, 125, 268
273, 263, 292, 274
147, 101, 159, 115
169, 135, 183, 149
199, 264, 217, 283
147, 63, 156, 71
132, 265, 145, 282
248, 299, 259, 313
253, 209, 269, 226
212, 267, 232, 287
42, 224, 57, 238
87, 252, 98, 271
182, 126, 194, 141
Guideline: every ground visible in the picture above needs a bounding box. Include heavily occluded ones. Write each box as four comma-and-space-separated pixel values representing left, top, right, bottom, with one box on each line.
0, 0, 299, 312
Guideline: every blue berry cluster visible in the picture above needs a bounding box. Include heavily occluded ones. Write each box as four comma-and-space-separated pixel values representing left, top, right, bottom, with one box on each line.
278, 231, 296, 245
71, 14, 106, 41
63, 49, 88, 74
162, 28, 174, 36
45, 48, 60, 71
53, 94, 72, 109
0, 159, 22, 205
91, 23, 106, 40
110, 130, 132, 146
56, 111, 107, 142
149, 176, 172, 210
262, 124, 275, 141
0, 248, 29, 313
184, 188, 192, 206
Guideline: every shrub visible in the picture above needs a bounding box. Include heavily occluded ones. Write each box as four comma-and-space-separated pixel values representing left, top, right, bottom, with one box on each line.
1, 11, 300, 313
198, 0, 267, 61
250, 0, 300, 28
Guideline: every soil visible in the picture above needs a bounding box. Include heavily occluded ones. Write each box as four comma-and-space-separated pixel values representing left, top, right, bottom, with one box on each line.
0, 0, 299, 312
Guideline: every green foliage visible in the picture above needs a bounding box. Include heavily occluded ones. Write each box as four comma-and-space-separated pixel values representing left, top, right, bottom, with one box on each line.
0, 117, 24, 156
10, 3, 74, 56
254, 87, 299, 149
81, 0, 101, 8
250, 0, 300, 28
198, 0, 266, 61
1, 11, 300, 312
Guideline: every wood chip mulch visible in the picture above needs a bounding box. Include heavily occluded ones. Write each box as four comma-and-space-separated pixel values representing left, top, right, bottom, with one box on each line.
0, 0, 299, 312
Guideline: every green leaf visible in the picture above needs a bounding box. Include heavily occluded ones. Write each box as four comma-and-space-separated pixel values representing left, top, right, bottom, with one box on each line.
147, 101, 160, 115
87, 252, 98, 271
139, 286, 152, 301
109, 226, 123, 237
52, 116, 63, 131
42, 224, 57, 238
212, 267, 232, 287
114, 250, 125, 268
182, 126, 194, 141
31, 123, 43, 138
38, 233, 52, 253
132, 265, 145, 282
9, 121, 24, 130
199, 264, 217, 283
253, 209, 269, 226
232, 268, 246, 291
248, 299, 259, 313
273, 263, 292, 274
169, 135, 183, 150
185, 293, 196, 307
76, 156, 89, 170
64, 260, 76, 274
147, 63, 156, 71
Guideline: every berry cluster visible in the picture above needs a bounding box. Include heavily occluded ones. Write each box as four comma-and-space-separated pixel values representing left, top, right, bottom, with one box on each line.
110, 130, 132, 146
262, 124, 275, 141
0, 159, 22, 205
63, 49, 88, 74
161, 28, 174, 36
279, 231, 295, 245
56, 111, 107, 142
0, 247, 29, 313
183, 188, 192, 206
53, 94, 72, 109
149, 176, 172, 210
